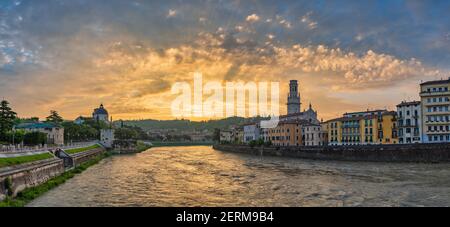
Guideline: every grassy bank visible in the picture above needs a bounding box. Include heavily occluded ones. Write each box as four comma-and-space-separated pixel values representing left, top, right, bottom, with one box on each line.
149, 141, 213, 147
65, 144, 101, 154
0, 153, 54, 168
136, 141, 152, 153
0, 152, 110, 207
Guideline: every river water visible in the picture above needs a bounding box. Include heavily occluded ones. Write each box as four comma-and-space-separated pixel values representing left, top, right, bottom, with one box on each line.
28, 146, 450, 207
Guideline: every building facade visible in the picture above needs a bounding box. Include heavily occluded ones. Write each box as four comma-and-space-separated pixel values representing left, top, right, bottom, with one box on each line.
327, 110, 398, 145
420, 79, 450, 143
235, 128, 244, 144
100, 129, 115, 148
268, 121, 302, 146
260, 128, 270, 142
243, 123, 260, 143
220, 130, 233, 144
319, 122, 329, 146
301, 123, 321, 146
397, 101, 422, 144
16, 122, 64, 145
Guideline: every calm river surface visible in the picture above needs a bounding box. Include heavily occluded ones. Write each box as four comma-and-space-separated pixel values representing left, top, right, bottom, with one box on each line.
28, 146, 450, 207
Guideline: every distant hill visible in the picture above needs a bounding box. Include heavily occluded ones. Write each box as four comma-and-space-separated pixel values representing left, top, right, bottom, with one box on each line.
115, 116, 268, 132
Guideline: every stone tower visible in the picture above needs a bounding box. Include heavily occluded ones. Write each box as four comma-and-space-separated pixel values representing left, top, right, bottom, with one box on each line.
287, 80, 301, 114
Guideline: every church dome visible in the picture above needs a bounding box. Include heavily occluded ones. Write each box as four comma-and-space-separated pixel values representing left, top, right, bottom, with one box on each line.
93, 104, 108, 115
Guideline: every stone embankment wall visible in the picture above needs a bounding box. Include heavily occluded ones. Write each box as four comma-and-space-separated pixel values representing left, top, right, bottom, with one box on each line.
70, 147, 106, 167
213, 143, 450, 163
0, 146, 106, 201
0, 158, 64, 200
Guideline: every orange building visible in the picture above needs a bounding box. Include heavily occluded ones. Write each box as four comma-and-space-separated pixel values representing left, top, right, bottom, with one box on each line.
268, 120, 303, 146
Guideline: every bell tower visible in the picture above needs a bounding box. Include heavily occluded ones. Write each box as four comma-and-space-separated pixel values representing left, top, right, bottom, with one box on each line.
287, 80, 301, 114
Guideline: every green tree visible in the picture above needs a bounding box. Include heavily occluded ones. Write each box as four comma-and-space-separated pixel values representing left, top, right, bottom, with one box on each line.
23, 131, 47, 145
0, 100, 17, 141
212, 128, 220, 142
5, 129, 26, 145
256, 138, 265, 146
45, 110, 63, 125
114, 128, 138, 140
62, 121, 100, 142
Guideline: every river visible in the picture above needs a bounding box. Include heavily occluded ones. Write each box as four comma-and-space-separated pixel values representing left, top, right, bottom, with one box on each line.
27, 146, 450, 207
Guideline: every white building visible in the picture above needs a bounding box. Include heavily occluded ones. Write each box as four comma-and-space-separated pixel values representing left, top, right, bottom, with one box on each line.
420, 78, 450, 143
243, 123, 260, 143
100, 129, 115, 148
260, 128, 270, 142
301, 123, 322, 146
397, 101, 422, 144
16, 122, 64, 145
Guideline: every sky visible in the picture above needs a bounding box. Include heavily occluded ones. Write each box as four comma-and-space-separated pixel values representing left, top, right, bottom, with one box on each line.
1, 0, 450, 121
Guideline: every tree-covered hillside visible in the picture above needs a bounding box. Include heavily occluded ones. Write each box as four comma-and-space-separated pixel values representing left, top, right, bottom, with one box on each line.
116, 116, 268, 132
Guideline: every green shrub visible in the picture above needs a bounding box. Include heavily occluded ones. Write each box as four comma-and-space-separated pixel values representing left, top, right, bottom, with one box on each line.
4, 177, 13, 196
23, 131, 47, 145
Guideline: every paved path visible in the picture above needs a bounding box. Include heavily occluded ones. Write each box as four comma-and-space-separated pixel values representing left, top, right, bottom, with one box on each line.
0, 141, 99, 158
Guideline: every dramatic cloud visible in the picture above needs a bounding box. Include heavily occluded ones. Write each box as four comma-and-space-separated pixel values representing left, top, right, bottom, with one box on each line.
1, 0, 449, 120
167, 9, 177, 18
301, 11, 318, 30
246, 14, 260, 23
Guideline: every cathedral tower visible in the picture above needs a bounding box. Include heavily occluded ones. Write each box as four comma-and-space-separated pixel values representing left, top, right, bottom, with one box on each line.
287, 80, 301, 114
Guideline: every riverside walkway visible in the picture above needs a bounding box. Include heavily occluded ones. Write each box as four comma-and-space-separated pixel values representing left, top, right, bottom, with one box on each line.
0, 141, 98, 158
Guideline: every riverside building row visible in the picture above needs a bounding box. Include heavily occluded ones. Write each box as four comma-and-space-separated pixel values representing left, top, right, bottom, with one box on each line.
219, 78, 450, 146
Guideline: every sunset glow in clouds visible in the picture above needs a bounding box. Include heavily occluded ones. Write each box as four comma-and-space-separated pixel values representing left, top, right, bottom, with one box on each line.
1, 0, 450, 121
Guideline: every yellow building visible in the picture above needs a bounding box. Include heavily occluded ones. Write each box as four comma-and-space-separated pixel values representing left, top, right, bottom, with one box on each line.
327, 110, 398, 145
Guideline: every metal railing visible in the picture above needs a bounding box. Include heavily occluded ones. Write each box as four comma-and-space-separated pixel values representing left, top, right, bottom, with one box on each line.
0, 141, 98, 154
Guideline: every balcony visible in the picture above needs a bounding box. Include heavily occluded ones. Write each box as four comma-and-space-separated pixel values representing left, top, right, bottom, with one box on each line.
424, 101, 450, 106
420, 91, 450, 97
424, 121, 450, 125
425, 130, 450, 135
424, 111, 450, 116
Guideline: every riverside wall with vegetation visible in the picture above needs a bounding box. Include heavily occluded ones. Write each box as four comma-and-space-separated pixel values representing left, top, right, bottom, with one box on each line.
213, 143, 450, 163
67, 146, 106, 167
0, 158, 64, 201
0, 145, 106, 203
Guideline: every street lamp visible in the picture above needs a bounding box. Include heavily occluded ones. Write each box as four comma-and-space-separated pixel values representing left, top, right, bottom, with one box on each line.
12, 126, 15, 146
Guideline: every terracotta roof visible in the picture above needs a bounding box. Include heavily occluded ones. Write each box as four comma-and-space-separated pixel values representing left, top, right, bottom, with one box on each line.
325, 110, 396, 122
